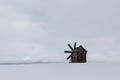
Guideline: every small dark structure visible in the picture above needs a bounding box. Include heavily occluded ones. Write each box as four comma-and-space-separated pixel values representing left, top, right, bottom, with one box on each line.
64, 42, 87, 63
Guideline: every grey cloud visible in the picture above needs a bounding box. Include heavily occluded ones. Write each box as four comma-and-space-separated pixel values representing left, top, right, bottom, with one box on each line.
0, 0, 120, 63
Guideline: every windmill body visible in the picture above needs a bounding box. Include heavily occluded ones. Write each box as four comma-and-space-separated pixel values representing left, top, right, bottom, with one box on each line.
64, 43, 87, 63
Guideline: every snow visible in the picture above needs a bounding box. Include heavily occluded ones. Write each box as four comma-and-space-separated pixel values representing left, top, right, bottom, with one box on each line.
0, 63, 120, 80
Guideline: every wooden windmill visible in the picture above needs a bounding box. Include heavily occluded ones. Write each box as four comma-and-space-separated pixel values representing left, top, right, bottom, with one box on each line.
64, 42, 87, 63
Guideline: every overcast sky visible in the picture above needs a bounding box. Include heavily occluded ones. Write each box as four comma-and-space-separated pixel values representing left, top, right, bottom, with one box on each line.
0, 0, 120, 63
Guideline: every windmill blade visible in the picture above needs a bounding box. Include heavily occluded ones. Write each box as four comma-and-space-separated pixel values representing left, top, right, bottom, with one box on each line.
67, 55, 72, 60
74, 42, 76, 49
64, 51, 73, 53
68, 44, 73, 51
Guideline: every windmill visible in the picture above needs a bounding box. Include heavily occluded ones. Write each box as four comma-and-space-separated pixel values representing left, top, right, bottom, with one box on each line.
64, 42, 87, 63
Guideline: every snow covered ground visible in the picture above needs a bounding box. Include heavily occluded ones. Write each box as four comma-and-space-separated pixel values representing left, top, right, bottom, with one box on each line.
0, 63, 120, 80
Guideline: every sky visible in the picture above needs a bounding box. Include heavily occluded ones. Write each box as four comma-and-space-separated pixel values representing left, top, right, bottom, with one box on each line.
0, 0, 120, 63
